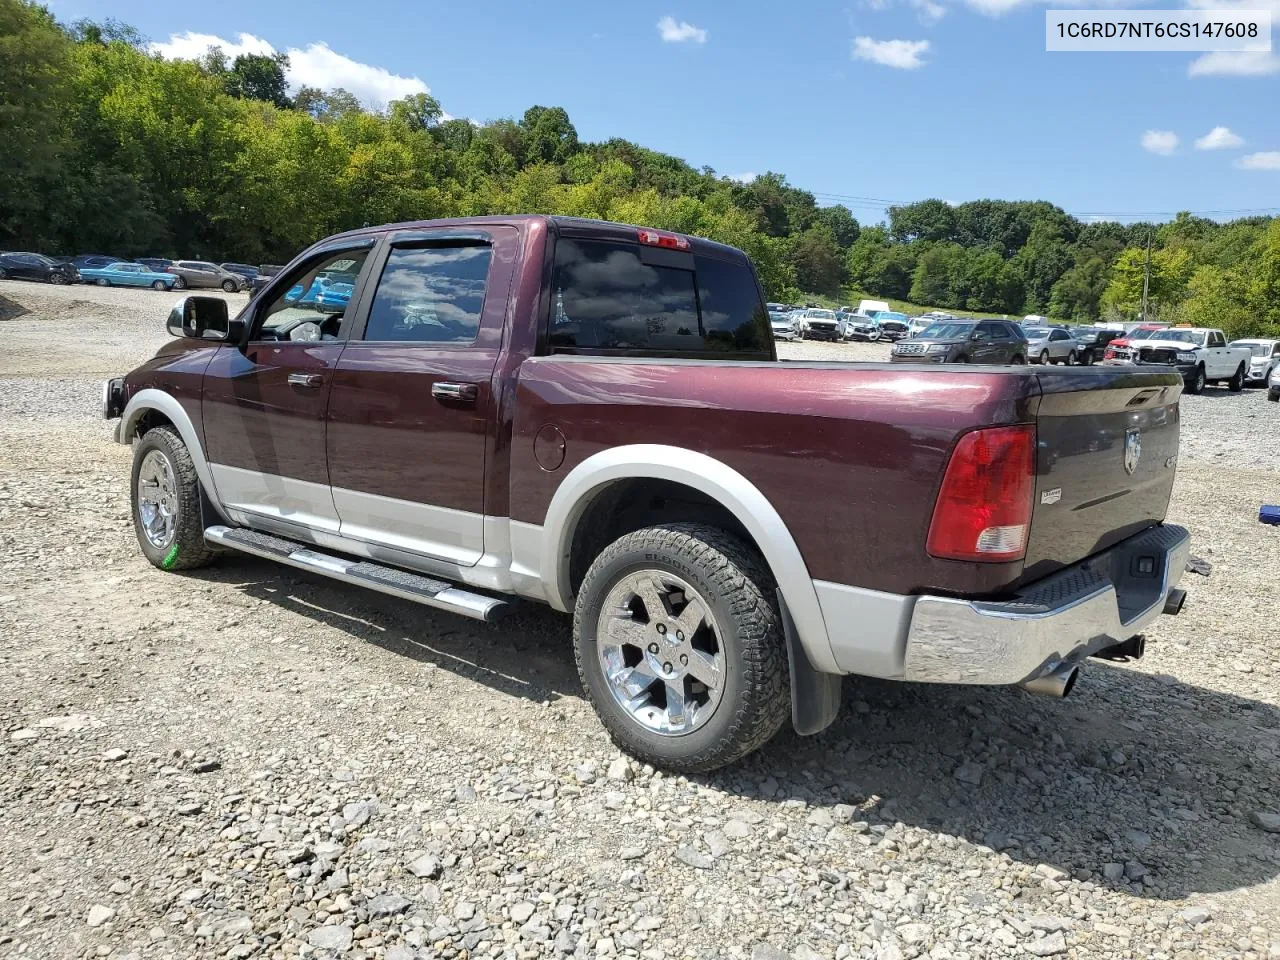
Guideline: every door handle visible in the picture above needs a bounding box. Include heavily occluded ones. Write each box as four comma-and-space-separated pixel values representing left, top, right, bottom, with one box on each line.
432, 382, 479, 403
287, 373, 324, 388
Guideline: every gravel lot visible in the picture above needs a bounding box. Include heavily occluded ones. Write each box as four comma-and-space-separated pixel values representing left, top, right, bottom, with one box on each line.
2, 281, 1279, 960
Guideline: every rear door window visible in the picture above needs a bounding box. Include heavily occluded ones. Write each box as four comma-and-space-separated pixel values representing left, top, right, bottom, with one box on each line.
549, 239, 769, 356
363, 244, 491, 344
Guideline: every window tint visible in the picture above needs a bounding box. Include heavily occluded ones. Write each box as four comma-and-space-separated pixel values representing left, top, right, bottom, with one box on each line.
975, 322, 1000, 340
255, 249, 370, 340
1209, 331, 1225, 347
364, 244, 491, 343
549, 239, 769, 355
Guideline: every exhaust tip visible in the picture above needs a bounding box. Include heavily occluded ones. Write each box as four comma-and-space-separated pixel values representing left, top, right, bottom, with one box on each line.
1021, 662, 1079, 698
1163, 588, 1186, 616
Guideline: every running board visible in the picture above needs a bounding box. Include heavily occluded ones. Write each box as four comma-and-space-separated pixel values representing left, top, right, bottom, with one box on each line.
204, 525, 508, 622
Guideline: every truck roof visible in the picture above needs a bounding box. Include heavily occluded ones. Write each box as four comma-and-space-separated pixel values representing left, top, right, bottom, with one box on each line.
321, 215, 749, 262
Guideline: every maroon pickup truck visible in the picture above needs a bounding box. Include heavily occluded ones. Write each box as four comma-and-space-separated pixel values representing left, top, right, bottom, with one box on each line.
103, 216, 1191, 772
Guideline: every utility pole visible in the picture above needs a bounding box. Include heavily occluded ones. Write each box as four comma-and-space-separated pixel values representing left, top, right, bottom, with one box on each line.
1140, 231, 1152, 322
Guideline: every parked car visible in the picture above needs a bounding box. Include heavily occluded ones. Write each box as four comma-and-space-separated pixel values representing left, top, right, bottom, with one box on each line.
890, 319, 1029, 365
1269, 365, 1280, 402
250, 264, 285, 294
1024, 326, 1081, 365
55, 254, 124, 270
1228, 338, 1280, 386
841, 314, 880, 342
1102, 325, 1167, 362
769, 311, 799, 341
103, 215, 1190, 772
1072, 327, 1124, 365
800, 308, 840, 341
285, 266, 361, 312
135, 258, 173, 272
0, 251, 79, 284
78, 261, 178, 290
873, 311, 910, 341
168, 260, 246, 292
1104, 327, 1250, 394
220, 262, 260, 284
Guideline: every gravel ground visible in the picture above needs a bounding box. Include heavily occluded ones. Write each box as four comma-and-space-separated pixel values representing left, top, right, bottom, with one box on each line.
2, 280, 1279, 960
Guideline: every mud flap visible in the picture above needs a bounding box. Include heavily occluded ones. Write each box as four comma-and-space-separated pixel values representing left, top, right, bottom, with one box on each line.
778, 591, 843, 736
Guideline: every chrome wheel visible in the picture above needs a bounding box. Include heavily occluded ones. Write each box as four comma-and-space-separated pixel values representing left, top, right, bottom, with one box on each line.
136, 450, 178, 549
596, 571, 726, 736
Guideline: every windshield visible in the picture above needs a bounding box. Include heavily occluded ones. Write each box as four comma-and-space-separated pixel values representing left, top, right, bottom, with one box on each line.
806, 309, 835, 319
769, 313, 790, 324
878, 312, 907, 322
1231, 341, 1269, 357
1126, 328, 1165, 341
1153, 329, 1205, 346
919, 322, 975, 339
1074, 328, 1100, 341
1024, 327, 1050, 338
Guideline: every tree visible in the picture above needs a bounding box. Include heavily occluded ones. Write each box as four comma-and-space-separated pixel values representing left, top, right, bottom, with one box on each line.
1012, 221, 1072, 312
1182, 265, 1253, 339
909, 243, 964, 308
224, 52, 291, 108
814, 204, 860, 247
1048, 257, 1109, 322
520, 105, 578, 164
789, 225, 845, 295
389, 92, 443, 132
888, 199, 955, 243
0, 0, 72, 247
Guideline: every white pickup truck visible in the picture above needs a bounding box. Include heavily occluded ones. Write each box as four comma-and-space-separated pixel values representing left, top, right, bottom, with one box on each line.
1107, 327, 1251, 394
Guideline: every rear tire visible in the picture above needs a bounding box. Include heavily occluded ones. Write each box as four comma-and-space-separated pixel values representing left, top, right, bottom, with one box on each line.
0, 268, 7, 279
173, 276, 187, 290
1268, 387, 1279, 402
97, 278, 110, 287
1187, 366, 1206, 395
130, 426, 217, 572
1011, 354, 1026, 365
1228, 364, 1245, 393
573, 523, 790, 773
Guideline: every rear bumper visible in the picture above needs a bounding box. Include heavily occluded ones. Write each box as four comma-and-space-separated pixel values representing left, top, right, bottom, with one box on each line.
899, 524, 1190, 684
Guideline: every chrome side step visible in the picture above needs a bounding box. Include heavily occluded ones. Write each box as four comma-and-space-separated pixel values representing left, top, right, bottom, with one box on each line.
204, 525, 508, 622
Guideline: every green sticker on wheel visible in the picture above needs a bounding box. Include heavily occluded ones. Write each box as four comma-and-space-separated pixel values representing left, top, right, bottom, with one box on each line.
161, 544, 180, 569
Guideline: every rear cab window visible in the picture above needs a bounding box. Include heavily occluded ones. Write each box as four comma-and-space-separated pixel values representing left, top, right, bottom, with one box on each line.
547, 235, 772, 358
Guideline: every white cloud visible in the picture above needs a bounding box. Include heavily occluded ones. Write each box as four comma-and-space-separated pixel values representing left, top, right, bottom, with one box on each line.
1194, 126, 1244, 150
1187, 50, 1280, 76
728, 172, 757, 184
852, 37, 931, 68
657, 16, 707, 44
150, 31, 431, 110
1141, 130, 1179, 155
1237, 151, 1280, 170
910, 0, 948, 22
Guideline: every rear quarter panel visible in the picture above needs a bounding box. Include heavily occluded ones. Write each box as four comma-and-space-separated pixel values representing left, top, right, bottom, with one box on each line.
510, 358, 1040, 597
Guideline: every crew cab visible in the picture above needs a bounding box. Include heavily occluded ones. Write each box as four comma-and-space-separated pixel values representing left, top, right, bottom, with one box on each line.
800, 308, 840, 341
1106, 327, 1250, 394
103, 216, 1191, 772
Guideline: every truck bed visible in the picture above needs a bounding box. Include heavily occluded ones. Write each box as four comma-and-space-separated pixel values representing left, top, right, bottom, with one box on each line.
511, 359, 1183, 600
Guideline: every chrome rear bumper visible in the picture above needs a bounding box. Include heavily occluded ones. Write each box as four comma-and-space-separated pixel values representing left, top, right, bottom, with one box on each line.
902, 524, 1191, 684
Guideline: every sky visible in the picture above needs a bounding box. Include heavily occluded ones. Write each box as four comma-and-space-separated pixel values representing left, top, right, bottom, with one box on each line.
50, 0, 1280, 226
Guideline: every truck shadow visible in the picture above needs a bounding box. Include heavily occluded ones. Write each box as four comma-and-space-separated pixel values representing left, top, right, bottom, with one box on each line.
197, 558, 1279, 903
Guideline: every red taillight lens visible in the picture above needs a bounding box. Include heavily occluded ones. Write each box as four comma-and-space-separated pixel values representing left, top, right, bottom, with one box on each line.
637, 228, 690, 251
927, 425, 1036, 562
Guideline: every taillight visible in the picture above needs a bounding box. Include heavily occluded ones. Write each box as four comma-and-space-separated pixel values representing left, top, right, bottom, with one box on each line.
637, 228, 690, 251
927, 425, 1036, 562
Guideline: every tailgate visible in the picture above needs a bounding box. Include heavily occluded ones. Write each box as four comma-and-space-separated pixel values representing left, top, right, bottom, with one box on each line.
1021, 368, 1182, 582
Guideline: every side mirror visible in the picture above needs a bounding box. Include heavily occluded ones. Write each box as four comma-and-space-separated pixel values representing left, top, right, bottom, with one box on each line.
166, 296, 240, 342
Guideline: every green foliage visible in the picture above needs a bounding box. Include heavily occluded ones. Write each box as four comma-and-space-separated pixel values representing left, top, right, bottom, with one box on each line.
0, 1, 1276, 332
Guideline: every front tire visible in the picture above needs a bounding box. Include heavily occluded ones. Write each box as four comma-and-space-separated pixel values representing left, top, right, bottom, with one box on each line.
96, 277, 110, 287
1039, 350, 1050, 365
573, 523, 790, 773
1187, 365, 1206, 395
130, 426, 216, 572
221, 279, 238, 293
1067, 350, 1077, 366
1268, 387, 1279, 402
1228, 364, 1245, 393
152, 280, 167, 290
49, 273, 67, 285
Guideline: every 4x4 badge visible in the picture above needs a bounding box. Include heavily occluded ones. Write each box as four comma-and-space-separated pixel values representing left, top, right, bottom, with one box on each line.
1124, 427, 1142, 475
